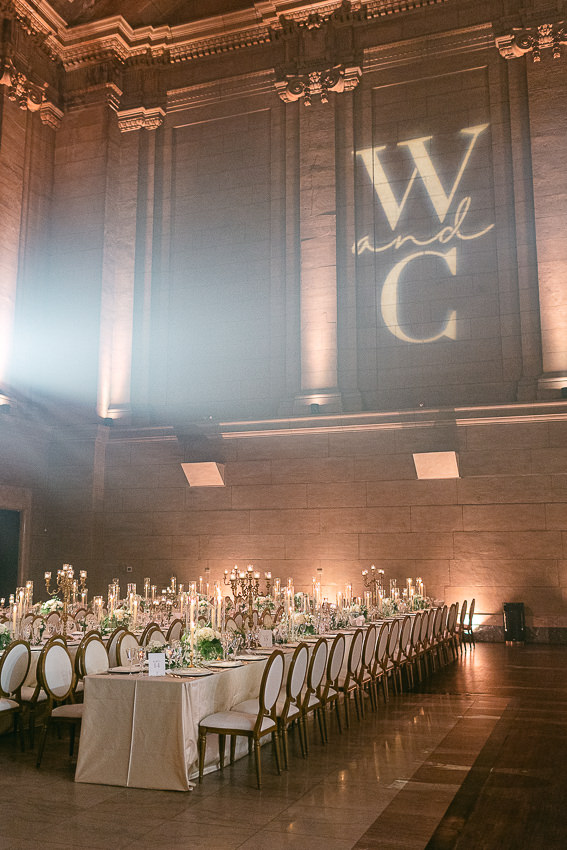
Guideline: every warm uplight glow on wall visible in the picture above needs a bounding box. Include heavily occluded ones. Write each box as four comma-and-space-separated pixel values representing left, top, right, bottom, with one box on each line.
96, 281, 134, 419
0, 285, 15, 389
300, 268, 337, 391
356, 123, 494, 343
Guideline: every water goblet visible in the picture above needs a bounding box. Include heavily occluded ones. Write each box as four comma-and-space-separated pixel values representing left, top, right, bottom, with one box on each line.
136, 646, 145, 676
126, 645, 135, 675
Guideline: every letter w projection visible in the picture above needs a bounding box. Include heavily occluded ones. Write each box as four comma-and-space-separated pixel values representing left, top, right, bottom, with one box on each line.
358, 125, 488, 230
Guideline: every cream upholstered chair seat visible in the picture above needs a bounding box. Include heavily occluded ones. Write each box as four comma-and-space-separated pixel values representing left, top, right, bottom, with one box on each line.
51, 702, 84, 720
233, 696, 300, 720
20, 685, 47, 701
0, 696, 19, 711
199, 710, 276, 734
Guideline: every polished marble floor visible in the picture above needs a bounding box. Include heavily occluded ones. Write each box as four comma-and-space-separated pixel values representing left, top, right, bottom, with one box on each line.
1, 643, 566, 850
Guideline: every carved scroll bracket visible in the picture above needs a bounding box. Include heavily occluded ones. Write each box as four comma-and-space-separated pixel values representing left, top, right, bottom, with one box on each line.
0, 57, 46, 110
273, 0, 363, 105
496, 17, 567, 61
275, 64, 360, 105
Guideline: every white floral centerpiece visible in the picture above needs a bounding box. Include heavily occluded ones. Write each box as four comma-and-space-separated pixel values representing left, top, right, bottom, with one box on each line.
99, 606, 131, 635
40, 597, 64, 616
0, 622, 11, 650
181, 626, 222, 661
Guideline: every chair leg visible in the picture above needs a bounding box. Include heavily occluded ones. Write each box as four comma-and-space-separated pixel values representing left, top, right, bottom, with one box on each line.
198, 729, 206, 782
219, 734, 226, 770
317, 706, 326, 744
298, 715, 307, 758
281, 725, 289, 770
254, 739, 262, 789
273, 729, 282, 776
230, 735, 236, 764
36, 721, 49, 769
343, 693, 350, 728
353, 688, 361, 721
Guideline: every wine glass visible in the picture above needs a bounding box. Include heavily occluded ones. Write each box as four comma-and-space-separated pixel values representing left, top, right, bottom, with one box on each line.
126, 645, 135, 675
136, 646, 145, 676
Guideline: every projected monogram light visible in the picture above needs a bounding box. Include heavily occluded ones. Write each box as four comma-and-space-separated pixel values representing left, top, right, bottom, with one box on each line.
356, 124, 494, 343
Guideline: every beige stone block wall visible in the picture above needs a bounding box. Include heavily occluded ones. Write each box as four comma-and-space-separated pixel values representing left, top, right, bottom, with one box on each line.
20, 415, 561, 638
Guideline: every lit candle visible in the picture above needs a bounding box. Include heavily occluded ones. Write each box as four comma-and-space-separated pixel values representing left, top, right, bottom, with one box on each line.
151, 585, 156, 602
132, 598, 138, 630
144, 577, 150, 601
337, 591, 343, 609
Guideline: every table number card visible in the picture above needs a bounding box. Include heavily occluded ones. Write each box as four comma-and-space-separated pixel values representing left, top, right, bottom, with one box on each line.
258, 629, 273, 648
148, 652, 166, 676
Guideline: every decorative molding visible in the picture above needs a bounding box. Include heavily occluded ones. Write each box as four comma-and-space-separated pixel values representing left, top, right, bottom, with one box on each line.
0, 57, 46, 110
363, 24, 493, 73
64, 80, 122, 111
275, 63, 360, 103
116, 105, 165, 132
3, 1, 449, 74
39, 99, 63, 127
495, 1, 567, 61
217, 401, 567, 439
273, 1, 365, 104
167, 69, 275, 112
496, 22, 567, 61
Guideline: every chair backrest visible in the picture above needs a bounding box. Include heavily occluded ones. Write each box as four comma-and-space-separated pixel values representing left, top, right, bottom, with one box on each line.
433, 607, 443, 639
468, 598, 475, 628
410, 613, 422, 648
447, 603, 458, 633
440, 605, 449, 635
166, 619, 183, 643
224, 617, 238, 632
399, 616, 412, 656
139, 621, 159, 646
145, 626, 166, 646
38, 641, 74, 702
460, 599, 468, 626
281, 643, 308, 721
81, 633, 109, 676
306, 638, 328, 693
45, 611, 61, 625
75, 608, 87, 622
427, 608, 437, 640
106, 627, 127, 666
0, 640, 31, 698
420, 610, 430, 644
374, 622, 390, 669
233, 612, 244, 629
256, 650, 285, 728
273, 606, 284, 624
386, 618, 401, 661
261, 610, 273, 628
327, 634, 346, 686
347, 629, 364, 678
362, 624, 377, 668
116, 631, 140, 666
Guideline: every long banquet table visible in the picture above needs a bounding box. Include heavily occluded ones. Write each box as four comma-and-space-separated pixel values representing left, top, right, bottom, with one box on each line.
75, 659, 270, 791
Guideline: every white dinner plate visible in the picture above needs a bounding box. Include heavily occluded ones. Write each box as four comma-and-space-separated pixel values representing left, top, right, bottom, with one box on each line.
108, 665, 142, 674
167, 668, 213, 677
206, 660, 243, 668
233, 654, 265, 662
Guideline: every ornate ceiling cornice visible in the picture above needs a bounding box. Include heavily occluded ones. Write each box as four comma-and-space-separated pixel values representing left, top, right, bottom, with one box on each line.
5, 0, 449, 71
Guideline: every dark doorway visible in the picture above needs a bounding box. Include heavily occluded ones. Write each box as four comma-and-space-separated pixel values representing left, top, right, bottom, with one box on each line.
0, 509, 20, 599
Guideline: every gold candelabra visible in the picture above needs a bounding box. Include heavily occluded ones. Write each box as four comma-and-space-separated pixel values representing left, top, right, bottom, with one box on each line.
224, 564, 263, 630
45, 563, 80, 636
361, 565, 384, 607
